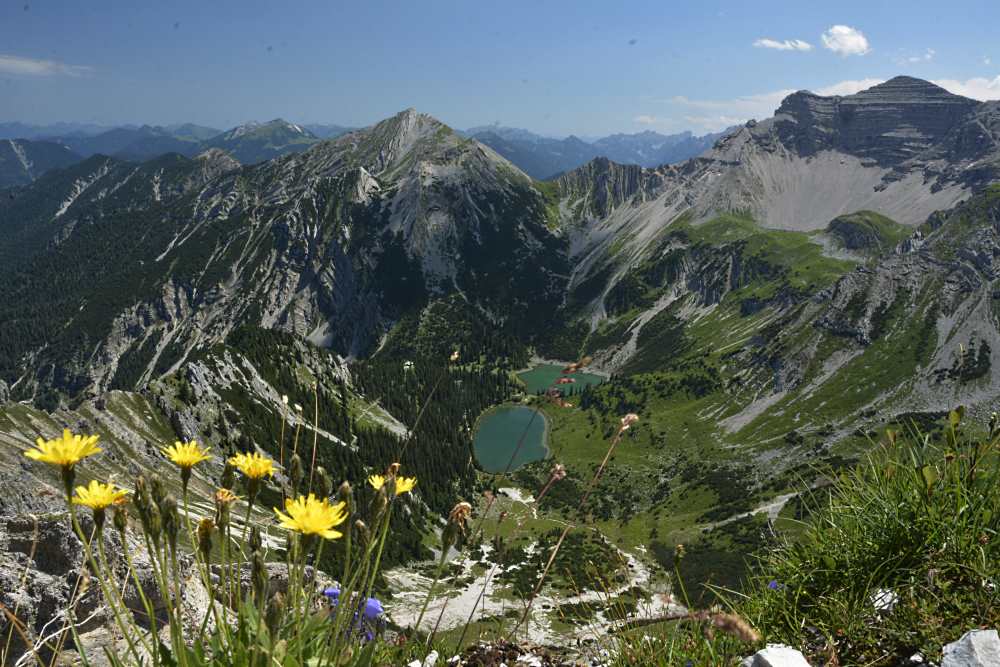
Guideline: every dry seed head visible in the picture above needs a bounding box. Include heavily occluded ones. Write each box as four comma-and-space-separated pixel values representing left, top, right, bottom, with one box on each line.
709, 613, 760, 643
551, 463, 567, 481
448, 501, 473, 529
620, 413, 640, 431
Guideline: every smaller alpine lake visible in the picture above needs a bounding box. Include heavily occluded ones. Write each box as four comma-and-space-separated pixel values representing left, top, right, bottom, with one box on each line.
516, 363, 606, 395
472, 405, 548, 473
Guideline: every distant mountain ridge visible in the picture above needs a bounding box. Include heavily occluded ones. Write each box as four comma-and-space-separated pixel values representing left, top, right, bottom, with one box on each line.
0, 139, 82, 189
199, 119, 319, 164
465, 125, 730, 178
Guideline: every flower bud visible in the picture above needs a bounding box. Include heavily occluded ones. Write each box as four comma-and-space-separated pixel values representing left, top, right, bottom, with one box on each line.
161, 495, 179, 550
220, 462, 236, 490
113, 505, 128, 535
265, 591, 285, 634
197, 519, 214, 559
150, 476, 166, 507
146, 502, 162, 544
252, 550, 268, 601
289, 454, 303, 493
249, 526, 262, 553
92, 507, 107, 533
354, 519, 370, 545
316, 466, 333, 499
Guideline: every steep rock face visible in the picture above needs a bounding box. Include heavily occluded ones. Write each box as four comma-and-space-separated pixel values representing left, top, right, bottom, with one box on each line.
774, 77, 980, 164
556, 157, 664, 218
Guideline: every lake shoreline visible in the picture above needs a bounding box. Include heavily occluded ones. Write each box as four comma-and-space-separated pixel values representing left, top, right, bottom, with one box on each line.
513, 355, 611, 379
472, 403, 551, 474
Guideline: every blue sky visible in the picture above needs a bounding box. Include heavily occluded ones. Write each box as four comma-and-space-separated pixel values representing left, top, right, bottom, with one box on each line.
1, 0, 998, 136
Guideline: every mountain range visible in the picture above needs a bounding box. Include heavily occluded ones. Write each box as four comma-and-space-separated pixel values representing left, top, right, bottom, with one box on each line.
0, 118, 728, 188
2, 76, 1000, 653
2, 76, 998, 402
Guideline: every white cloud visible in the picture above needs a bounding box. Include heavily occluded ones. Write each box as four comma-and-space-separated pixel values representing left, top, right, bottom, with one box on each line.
899, 48, 935, 64
0, 54, 93, 77
637, 75, 1000, 134
821, 25, 871, 56
932, 76, 1000, 100
985, 57, 993, 66
753, 38, 813, 52
812, 78, 885, 96
642, 79, 885, 132
633, 115, 662, 125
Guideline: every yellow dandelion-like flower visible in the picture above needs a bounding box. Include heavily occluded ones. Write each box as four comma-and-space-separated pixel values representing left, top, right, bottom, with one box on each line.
228, 452, 276, 480
395, 476, 417, 495
162, 441, 212, 469
274, 493, 347, 540
368, 473, 417, 496
72, 480, 128, 510
24, 429, 101, 467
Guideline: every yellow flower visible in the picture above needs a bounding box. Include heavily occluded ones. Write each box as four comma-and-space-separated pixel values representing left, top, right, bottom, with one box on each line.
395, 476, 417, 495
274, 494, 347, 540
24, 429, 101, 467
228, 452, 276, 479
368, 473, 417, 496
162, 441, 212, 469
72, 480, 128, 510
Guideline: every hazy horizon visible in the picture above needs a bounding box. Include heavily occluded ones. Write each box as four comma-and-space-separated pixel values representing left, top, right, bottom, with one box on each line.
1, 0, 998, 136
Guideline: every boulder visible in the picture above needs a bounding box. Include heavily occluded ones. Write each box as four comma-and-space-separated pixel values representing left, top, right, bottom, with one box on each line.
942, 629, 1000, 667
742, 644, 812, 667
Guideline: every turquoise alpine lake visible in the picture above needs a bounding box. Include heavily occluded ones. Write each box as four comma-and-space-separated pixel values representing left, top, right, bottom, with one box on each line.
516, 363, 605, 395
472, 405, 549, 473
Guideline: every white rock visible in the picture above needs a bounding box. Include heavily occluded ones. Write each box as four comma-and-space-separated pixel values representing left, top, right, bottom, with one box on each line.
741, 644, 812, 667
870, 588, 899, 612
942, 629, 1000, 667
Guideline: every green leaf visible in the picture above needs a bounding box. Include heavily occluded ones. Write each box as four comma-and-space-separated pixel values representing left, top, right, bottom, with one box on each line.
921, 465, 939, 493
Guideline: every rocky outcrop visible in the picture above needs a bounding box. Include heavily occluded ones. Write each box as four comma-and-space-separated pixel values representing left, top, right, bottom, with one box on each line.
942, 629, 1000, 666
0, 515, 162, 664
557, 157, 664, 218
741, 644, 811, 667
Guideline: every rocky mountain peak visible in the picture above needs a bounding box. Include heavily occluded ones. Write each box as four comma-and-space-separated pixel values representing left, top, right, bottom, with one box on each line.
772, 75, 981, 165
